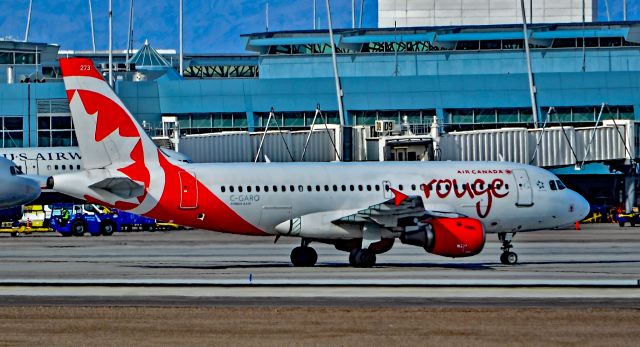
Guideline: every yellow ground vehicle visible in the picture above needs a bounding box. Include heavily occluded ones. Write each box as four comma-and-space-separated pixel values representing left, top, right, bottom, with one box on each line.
0, 205, 52, 236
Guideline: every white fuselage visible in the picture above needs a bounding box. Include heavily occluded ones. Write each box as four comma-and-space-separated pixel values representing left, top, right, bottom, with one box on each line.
0, 147, 82, 177
162, 160, 589, 239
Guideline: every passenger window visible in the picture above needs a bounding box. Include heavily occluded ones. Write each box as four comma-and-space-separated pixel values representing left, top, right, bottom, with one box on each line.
307, 185, 312, 192
411, 184, 416, 191
256, 186, 260, 192
341, 185, 346, 192
316, 185, 321, 192
436, 184, 441, 191
77, 165, 81, 170
229, 186, 235, 193
505, 184, 509, 189
62, 165, 66, 170
549, 180, 557, 191
324, 185, 329, 191
556, 180, 566, 190
399, 184, 404, 191
358, 185, 363, 191
55, 165, 59, 170
273, 185, 278, 192
375, 185, 380, 191
349, 185, 355, 191
290, 185, 295, 192
366, 185, 372, 191
238, 186, 243, 193
384, 184, 389, 191
333, 185, 338, 191
247, 186, 252, 193
264, 186, 269, 192
221, 186, 226, 193
298, 185, 304, 192
281, 185, 286, 192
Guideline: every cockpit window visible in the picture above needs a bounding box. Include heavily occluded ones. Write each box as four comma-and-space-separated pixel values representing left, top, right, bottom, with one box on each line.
549, 180, 557, 191
556, 180, 566, 190
9, 166, 23, 176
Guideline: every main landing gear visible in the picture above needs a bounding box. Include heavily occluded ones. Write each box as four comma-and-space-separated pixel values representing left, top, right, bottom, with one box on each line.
498, 232, 518, 265
349, 248, 376, 268
290, 238, 317, 267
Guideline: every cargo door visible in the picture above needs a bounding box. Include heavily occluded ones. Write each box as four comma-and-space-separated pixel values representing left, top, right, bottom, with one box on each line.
512, 169, 533, 207
179, 171, 198, 209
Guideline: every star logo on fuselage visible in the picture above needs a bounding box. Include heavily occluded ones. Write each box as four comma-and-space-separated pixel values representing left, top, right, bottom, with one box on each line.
536, 180, 545, 190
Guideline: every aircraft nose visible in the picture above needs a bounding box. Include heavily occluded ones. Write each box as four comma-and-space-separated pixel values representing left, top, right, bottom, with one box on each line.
573, 191, 590, 220
19, 177, 41, 204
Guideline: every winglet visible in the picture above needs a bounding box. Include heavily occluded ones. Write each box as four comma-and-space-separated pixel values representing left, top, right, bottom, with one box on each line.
390, 188, 408, 206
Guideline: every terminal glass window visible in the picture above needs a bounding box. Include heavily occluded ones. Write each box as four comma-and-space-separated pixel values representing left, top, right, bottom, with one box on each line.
0, 52, 13, 64
176, 113, 249, 134
0, 116, 24, 148
37, 99, 76, 147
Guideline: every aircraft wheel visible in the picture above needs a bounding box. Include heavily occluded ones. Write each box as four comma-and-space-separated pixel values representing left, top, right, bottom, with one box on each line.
619, 221, 625, 227
631, 222, 636, 227
350, 249, 376, 268
100, 221, 116, 236
70, 220, 86, 237
290, 246, 317, 267
500, 252, 518, 265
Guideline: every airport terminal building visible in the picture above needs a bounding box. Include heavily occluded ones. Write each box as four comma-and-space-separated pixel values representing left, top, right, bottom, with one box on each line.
0, 16, 639, 205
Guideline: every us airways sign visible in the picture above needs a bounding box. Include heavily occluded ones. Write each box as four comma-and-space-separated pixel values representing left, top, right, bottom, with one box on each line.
0, 151, 81, 162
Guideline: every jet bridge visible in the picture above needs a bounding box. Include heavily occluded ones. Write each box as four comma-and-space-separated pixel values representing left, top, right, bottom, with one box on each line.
438, 120, 637, 169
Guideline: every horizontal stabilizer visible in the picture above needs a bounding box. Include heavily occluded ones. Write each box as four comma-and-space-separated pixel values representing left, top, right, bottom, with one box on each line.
89, 177, 145, 200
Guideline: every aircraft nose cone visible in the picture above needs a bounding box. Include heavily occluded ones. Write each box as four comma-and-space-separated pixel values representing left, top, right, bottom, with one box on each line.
573, 192, 590, 220
20, 178, 41, 204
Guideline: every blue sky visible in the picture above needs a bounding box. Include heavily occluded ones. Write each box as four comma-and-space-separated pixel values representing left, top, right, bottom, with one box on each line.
0, 0, 637, 53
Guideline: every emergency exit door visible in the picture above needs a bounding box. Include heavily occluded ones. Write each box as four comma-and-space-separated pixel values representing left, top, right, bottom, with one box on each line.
512, 169, 533, 207
179, 171, 198, 209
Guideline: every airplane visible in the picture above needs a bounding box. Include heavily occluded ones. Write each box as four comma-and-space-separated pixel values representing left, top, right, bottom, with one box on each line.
48, 57, 590, 267
0, 156, 41, 210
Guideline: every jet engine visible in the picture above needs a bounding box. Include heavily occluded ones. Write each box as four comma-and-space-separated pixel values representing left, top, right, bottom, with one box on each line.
400, 217, 485, 257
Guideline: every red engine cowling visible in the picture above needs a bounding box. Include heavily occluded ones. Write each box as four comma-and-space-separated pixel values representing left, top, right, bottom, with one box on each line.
400, 217, 485, 258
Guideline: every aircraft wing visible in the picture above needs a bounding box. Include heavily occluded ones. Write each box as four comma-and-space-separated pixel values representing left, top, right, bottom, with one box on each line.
333, 188, 462, 229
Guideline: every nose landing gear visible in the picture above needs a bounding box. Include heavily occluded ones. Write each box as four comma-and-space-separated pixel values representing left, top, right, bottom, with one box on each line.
290, 238, 317, 267
498, 232, 518, 265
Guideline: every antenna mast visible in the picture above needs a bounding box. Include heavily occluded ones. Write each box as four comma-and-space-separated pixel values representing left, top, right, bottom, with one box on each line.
325, 0, 345, 126
89, 0, 96, 52
24, 0, 33, 41
179, 0, 183, 76
108, 0, 113, 87
126, 0, 134, 65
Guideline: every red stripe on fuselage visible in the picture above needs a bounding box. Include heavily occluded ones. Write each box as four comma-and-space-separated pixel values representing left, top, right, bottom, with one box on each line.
145, 152, 267, 236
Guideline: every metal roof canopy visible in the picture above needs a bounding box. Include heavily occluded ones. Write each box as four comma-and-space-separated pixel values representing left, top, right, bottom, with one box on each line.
127, 39, 171, 69
243, 21, 640, 52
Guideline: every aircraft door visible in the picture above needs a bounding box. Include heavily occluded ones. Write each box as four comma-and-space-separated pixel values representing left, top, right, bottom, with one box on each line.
179, 171, 198, 209
23, 159, 38, 175
512, 169, 533, 207
382, 180, 393, 199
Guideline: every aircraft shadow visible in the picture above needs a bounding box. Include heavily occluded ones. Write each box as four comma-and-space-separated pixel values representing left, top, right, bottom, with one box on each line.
131, 262, 493, 270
